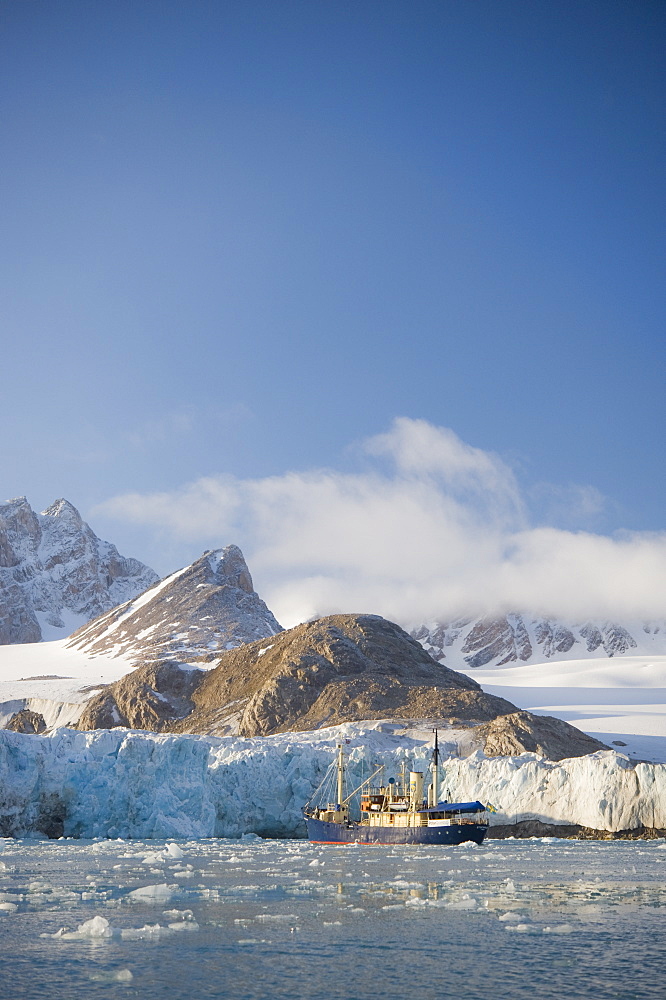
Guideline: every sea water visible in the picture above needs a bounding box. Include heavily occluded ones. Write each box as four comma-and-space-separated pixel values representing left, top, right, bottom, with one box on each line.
0, 836, 664, 999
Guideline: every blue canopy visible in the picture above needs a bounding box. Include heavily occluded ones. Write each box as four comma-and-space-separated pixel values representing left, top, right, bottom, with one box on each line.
422, 801, 486, 814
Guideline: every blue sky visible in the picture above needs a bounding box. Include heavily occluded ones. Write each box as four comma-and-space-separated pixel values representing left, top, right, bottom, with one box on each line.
1, 1, 665, 621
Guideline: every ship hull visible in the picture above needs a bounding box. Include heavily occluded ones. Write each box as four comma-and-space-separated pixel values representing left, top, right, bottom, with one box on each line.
306, 817, 488, 846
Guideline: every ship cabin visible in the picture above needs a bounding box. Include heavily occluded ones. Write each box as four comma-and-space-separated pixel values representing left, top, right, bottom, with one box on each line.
359, 784, 488, 829
360, 777, 425, 828
422, 801, 489, 828
313, 802, 350, 824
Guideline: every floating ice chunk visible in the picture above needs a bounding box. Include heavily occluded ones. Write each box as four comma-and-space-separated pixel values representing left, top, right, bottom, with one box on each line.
164, 843, 185, 860
498, 911, 522, 922
308, 860, 323, 867
163, 908, 194, 920
56, 890, 81, 901
60, 915, 113, 939
41, 927, 71, 939
168, 921, 199, 931
322, 920, 342, 925
89, 969, 133, 983
542, 924, 574, 934
127, 883, 175, 903
141, 852, 164, 865
0, 902, 18, 913
505, 924, 535, 933
120, 923, 164, 940
446, 895, 477, 910
255, 913, 298, 922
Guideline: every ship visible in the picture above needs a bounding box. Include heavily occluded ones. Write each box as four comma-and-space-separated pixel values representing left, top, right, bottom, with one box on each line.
303, 732, 490, 846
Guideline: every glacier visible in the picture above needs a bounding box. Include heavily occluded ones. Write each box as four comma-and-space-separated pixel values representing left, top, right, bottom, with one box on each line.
1, 724, 664, 840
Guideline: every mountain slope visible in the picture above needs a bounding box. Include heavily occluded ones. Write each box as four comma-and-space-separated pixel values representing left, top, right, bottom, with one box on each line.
178, 613, 511, 737
67, 545, 282, 665
412, 614, 666, 670
0, 496, 158, 643
77, 613, 609, 760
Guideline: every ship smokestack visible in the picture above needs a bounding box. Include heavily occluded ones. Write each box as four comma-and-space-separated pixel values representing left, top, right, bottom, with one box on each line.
409, 771, 424, 810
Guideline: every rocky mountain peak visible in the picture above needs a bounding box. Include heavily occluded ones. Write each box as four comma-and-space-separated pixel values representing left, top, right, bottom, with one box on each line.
42, 498, 83, 522
412, 612, 666, 670
203, 546, 254, 592
67, 544, 282, 664
0, 496, 159, 643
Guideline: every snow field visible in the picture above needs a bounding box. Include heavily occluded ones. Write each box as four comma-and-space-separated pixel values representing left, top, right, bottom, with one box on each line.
466, 654, 666, 763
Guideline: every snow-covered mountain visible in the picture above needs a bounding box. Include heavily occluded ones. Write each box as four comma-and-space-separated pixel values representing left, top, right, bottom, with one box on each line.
411, 614, 666, 670
67, 545, 283, 665
0, 497, 159, 643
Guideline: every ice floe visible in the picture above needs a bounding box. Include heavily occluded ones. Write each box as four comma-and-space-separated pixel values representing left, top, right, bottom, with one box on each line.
127, 883, 176, 903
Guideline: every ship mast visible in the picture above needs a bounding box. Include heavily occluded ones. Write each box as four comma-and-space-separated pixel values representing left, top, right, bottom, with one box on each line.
336, 743, 345, 806
430, 728, 440, 807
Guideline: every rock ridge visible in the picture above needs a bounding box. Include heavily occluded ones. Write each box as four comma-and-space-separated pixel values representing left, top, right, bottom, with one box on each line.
67, 545, 283, 665
412, 612, 666, 670
0, 496, 158, 643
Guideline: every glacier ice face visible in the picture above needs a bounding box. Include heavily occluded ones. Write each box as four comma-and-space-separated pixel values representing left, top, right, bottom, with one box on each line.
0, 726, 664, 840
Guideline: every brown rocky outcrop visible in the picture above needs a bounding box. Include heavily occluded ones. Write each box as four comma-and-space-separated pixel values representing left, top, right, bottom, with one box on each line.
77, 660, 204, 731
172, 613, 517, 737
457, 709, 609, 760
6, 709, 47, 734
74, 613, 610, 761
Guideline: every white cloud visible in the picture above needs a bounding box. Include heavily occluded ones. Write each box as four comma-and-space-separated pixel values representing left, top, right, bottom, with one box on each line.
93, 419, 666, 628
366, 417, 525, 527
528, 480, 609, 528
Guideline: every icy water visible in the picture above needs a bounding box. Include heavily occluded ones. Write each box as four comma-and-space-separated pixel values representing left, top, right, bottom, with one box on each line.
0, 837, 664, 1000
